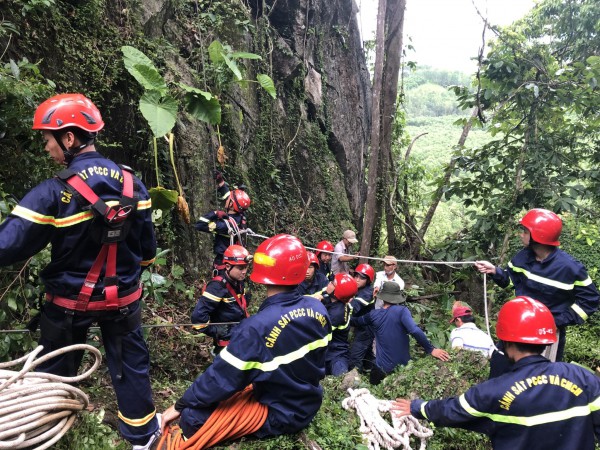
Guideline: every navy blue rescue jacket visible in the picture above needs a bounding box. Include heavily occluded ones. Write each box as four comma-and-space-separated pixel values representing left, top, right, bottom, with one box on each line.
411, 355, 600, 450
176, 290, 332, 437
325, 300, 352, 363
351, 304, 434, 373
296, 271, 330, 298
350, 285, 374, 317
0, 152, 156, 298
191, 274, 248, 341
491, 248, 599, 327
317, 260, 334, 282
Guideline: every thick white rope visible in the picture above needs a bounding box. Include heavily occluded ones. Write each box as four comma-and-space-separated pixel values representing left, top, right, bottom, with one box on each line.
0, 344, 102, 450
342, 388, 433, 450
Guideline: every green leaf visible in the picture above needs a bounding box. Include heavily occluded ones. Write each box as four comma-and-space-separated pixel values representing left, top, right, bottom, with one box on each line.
149, 186, 179, 210
222, 53, 242, 80
179, 84, 222, 124
9, 59, 19, 79
257, 74, 276, 98
208, 40, 225, 64
139, 91, 178, 137
230, 52, 262, 60
171, 264, 185, 278
121, 46, 167, 95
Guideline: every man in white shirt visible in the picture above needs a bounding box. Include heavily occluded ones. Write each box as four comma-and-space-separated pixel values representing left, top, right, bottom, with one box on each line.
373, 255, 404, 308
331, 229, 359, 275
449, 306, 495, 358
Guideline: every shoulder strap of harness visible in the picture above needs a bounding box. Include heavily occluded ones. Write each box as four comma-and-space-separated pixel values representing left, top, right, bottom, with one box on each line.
56, 167, 135, 311
211, 275, 249, 318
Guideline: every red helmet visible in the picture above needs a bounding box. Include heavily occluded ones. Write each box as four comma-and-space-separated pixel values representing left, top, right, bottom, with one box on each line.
519, 208, 562, 246
496, 296, 557, 345
333, 273, 358, 303
315, 240, 334, 257
354, 264, 375, 284
229, 189, 251, 213
223, 245, 251, 266
307, 251, 320, 268
33, 93, 104, 132
250, 234, 308, 285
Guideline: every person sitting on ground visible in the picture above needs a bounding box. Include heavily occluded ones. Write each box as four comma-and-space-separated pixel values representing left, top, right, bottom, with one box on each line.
191, 245, 251, 355
332, 230, 360, 275
324, 273, 358, 376
296, 251, 330, 300
160, 234, 332, 446
373, 255, 405, 307
351, 281, 450, 385
449, 305, 495, 358
194, 170, 250, 274
315, 240, 335, 281
349, 264, 376, 373
392, 297, 600, 450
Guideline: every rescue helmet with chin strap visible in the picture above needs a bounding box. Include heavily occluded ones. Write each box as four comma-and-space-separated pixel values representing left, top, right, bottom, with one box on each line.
354, 263, 375, 284
496, 296, 557, 345
33, 93, 104, 133
250, 234, 308, 285
315, 240, 334, 257
333, 273, 358, 303
229, 189, 251, 213
519, 208, 562, 246
223, 245, 252, 266
307, 251, 320, 268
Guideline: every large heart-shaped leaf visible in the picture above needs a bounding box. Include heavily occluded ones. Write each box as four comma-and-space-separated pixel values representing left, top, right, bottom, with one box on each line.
179, 84, 221, 125
139, 91, 178, 138
149, 186, 179, 210
121, 46, 167, 95
257, 74, 277, 98
208, 40, 225, 64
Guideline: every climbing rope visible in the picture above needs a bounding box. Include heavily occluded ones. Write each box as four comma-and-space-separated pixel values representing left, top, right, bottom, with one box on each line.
342, 388, 433, 450
158, 385, 267, 450
0, 344, 101, 450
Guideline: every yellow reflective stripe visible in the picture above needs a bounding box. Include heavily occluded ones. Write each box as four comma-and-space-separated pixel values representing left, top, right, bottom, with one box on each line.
118, 409, 156, 427
199, 217, 210, 223
12, 205, 93, 227
354, 296, 370, 306
138, 199, 151, 210
574, 277, 593, 287
509, 263, 576, 290
590, 396, 600, 411
571, 304, 589, 321
459, 394, 593, 426
332, 306, 352, 331
203, 291, 224, 302
220, 192, 230, 200
220, 333, 332, 372
420, 401, 429, 419
192, 323, 208, 330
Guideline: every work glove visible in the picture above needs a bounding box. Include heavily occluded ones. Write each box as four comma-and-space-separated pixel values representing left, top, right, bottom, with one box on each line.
215, 210, 229, 219
214, 170, 224, 184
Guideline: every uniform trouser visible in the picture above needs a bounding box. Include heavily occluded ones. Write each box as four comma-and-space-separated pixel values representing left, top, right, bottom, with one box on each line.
37, 300, 159, 446
349, 326, 375, 372
326, 355, 350, 376
179, 405, 216, 439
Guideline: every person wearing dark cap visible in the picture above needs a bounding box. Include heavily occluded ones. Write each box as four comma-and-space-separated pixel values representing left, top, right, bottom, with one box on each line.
449, 306, 495, 358
331, 229, 359, 275
351, 281, 450, 385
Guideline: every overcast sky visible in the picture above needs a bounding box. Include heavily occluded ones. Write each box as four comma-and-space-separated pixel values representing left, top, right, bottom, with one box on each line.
356, 0, 536, 72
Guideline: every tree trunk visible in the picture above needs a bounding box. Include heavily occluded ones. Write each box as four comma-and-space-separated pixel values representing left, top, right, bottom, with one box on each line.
359, 0, 387, 260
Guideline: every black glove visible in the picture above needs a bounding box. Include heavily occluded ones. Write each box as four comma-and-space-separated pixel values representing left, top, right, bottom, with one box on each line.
215, 210, 229, 219
214, 170, 224, 184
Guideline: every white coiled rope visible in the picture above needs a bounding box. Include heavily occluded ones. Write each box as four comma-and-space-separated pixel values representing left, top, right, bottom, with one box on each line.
342, 388, 433, 450
0, 344, 102, 450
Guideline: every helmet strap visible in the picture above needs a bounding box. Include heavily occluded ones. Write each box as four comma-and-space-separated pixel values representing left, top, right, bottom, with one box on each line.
52, 130, 94, 165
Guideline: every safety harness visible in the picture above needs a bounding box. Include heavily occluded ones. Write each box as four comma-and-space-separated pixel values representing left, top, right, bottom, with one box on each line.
48, 166, 140, 312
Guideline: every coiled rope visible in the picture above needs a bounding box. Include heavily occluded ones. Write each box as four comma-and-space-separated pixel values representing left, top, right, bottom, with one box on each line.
342, 388, 433, 450
0, 344, 102, 450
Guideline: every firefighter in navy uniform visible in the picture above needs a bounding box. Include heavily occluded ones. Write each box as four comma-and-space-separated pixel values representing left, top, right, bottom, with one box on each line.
324, 273, 358, 376
0, 94, 160, 449
191, 245, 250, 354
476, 208, 599, 364
393, 296, 600, 450
315, 240, 335, 281
296, 251, 330, 299
194, 171, 250, 274
349, 263, 376, 373
160, 234, 332, 440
